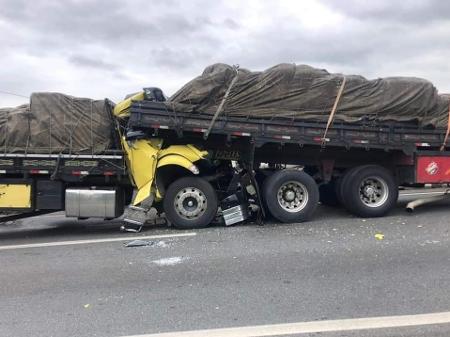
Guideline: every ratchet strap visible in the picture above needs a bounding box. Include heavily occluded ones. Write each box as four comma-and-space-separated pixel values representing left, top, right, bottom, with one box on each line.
440, 100, 450, 151
204, 65, 240, 140
322, 76, 346, 146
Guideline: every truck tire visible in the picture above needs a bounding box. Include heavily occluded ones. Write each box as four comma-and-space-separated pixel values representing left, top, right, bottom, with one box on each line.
341, 165, 398, 217
319, 180, 339, 206
336, 166, 362, 205
163, 177, 218, 229
263, 169, 319, 223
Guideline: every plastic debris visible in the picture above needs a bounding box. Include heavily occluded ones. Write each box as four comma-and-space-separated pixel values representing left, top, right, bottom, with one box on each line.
125, 239, 168, 248
152, 256, 187, 266
125, 239, 152, 247
84, 304, 90, 309
375, 233, 385, 240
156, 241, 168, 248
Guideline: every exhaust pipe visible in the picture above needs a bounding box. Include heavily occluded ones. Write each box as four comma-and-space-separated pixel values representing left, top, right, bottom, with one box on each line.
406, 191, 450, 212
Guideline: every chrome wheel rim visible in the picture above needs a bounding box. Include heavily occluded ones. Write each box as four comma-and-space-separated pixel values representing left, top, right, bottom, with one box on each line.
174, 187, 207, 220
277, 181, 308, 212
359, 176, 389, 208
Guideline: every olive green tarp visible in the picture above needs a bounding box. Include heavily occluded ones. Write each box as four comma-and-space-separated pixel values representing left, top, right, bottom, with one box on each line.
167, 63, 450, 128
0, 93, 113, 154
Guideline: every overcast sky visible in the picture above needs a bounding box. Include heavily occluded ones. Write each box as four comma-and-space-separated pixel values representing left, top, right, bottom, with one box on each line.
1, 0, 450, 106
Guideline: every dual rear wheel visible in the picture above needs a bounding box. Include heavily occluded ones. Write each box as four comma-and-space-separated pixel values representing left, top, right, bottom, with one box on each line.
262, 169, 319, 223
320, 165, 398, 217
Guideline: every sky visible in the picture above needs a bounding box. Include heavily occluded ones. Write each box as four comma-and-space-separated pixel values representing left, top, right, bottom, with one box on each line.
1, 0, 450, 107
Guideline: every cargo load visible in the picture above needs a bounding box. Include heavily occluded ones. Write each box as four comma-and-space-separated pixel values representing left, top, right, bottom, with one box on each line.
167, 63, 450, 128
0, 92, 114, 154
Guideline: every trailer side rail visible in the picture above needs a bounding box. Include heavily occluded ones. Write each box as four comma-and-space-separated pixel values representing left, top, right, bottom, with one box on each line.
129, 101, 447, 153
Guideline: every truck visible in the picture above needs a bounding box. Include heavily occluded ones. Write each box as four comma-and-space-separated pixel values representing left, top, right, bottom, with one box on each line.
1, 86, 450, 231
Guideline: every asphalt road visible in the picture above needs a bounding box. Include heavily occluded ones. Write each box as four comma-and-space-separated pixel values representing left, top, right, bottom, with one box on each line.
0, 198, 449, 337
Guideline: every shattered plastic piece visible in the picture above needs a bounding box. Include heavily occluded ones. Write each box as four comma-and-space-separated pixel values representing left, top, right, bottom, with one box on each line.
125, 239, 152, 247
156, 241, 168, 248
84, 304, 90, 309
375, 233, 385, 240
125, 240, 168, 248
152, 256, 187, 266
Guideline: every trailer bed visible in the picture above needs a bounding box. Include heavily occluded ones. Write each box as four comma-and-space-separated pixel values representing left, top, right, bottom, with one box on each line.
129, 101, 448, 153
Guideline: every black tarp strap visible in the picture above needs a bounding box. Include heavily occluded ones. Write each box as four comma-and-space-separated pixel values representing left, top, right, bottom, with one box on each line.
204, 65, 239, 140
440, 101, 450, 151
322, 76, 347, 147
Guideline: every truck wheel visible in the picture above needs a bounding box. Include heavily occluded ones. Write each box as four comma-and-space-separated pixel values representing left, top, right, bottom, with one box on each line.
163, 177, 218, 229
263, 169, 319, 223
342, 165, 398, 217
336, 166, 362, 205
319, 180, 339, 206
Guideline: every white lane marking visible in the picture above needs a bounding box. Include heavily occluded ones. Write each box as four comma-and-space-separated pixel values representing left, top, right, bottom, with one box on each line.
0, 233, 196, 251
152, 256, 187, 266
121, 311, 450, 337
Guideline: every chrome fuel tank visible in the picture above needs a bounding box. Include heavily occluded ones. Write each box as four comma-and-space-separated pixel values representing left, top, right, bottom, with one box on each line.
65, 188, 123, 219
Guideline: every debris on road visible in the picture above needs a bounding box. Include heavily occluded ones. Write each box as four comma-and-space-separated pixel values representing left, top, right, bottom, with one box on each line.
375, 233, 385, 240
83, 304, 90, 309
152, 256, 187, 266
124, 239, 168, 248
419, 240, 441, 246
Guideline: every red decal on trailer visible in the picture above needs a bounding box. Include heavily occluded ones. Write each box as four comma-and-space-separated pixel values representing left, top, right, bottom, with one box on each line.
232, 132, 251, 137
72, 170, 89, 176
193, 128, 207, 133
416, 156, 450, 183
313, 137, 330, 142
30, 169, 49, 174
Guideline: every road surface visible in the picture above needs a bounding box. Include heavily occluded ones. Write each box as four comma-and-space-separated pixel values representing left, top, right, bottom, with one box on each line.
0, 199, 449, 336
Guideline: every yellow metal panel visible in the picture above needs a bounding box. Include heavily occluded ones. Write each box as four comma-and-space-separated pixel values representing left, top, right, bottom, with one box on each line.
156, 155, 194, 170
113, 92, 145, 118
158, 145, 208, 162
0, 184, 32, 208
121, 137, 160, 205
134, 181, 153, 206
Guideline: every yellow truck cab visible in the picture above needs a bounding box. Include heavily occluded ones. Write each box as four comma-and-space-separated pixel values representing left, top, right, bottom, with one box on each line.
113, 90, 215, 231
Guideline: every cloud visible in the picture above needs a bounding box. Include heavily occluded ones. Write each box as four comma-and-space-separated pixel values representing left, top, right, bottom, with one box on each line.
1, 0, 450, 107
68, 55, 118, 71
320, 0, 450, 25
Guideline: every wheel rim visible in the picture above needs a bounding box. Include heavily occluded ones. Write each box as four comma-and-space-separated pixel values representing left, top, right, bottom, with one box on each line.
277, 181, 308, 212
174, 187, 207, 220
358, 176, 389, 208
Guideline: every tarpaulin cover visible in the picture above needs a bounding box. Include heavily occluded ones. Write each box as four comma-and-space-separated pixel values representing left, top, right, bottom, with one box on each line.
167, 63, 450, 128
0, 93, 113, 154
